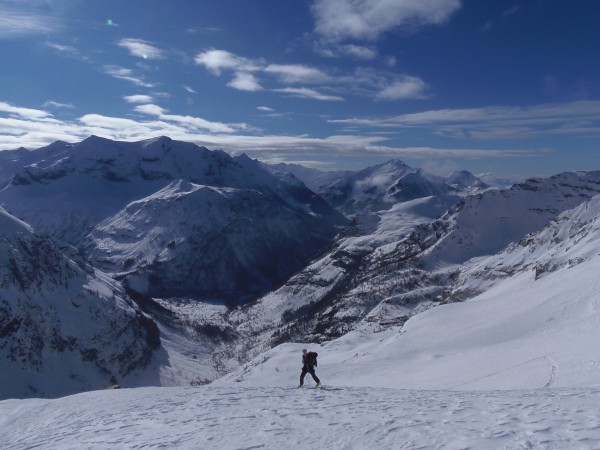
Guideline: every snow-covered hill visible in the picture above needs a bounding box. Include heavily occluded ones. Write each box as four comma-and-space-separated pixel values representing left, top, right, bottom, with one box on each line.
0, 207, 160, 399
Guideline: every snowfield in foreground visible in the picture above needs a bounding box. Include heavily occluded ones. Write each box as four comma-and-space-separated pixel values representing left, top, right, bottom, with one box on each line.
1, 385, 599, 449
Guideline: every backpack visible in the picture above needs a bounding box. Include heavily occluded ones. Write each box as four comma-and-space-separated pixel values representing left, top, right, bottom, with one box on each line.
306, 351, 318, 367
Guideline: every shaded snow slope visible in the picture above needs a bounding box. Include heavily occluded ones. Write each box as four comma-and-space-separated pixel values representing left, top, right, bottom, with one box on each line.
2, 385, 599, 449
0, 208, 161, 400
89, 180, 340, 302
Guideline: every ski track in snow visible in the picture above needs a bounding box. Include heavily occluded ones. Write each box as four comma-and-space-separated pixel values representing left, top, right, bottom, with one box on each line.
2, 386, 600, 449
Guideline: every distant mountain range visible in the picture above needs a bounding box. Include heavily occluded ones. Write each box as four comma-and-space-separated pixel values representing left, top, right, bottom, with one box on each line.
2, 135, 600, 399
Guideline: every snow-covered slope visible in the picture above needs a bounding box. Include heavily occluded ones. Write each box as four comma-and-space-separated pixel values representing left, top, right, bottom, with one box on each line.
2, 384, 600, 449
0, 207, 160, 400
88, 179, 342, 302
395, 170, 600, 267
221, 170, 600, 357
226, 194, 462, 354
3, 231, 600, 447
220, 197, 600, 391
448, 192, 600, 301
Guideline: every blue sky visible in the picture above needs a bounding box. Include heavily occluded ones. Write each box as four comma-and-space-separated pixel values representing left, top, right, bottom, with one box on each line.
1, 0, 599, 178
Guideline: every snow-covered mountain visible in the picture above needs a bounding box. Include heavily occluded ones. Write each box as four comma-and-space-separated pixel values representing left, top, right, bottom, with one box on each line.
0, 136, 345, 244
267, 159, 487, 214
3, 135, 600, 415
0, 207, 160, 399
222, 170, 600, 359
88, 179, 343, 303
0, 136, 346, 303
11, 199, 600, 447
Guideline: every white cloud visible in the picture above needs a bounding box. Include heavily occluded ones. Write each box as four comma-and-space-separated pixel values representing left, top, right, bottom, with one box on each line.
118, 38, 165, 60
194, 48, 425, 102
340, 44, 378, 60
227, 72, 263, 92
123, 95, 154, 104
0, 8, 61, 39
257, 106, 275, 112
42, 101, 74, 109
186, 26, 222, 34
273, 87, 344, 101
330, 100, 600, 139
45, 42, 91, 62
103, 65, 155, 88
264, 64, 330, 84
194, 49, 261, 76
0, 100, 549, 163
376, 76, 431, 101
134, 104, 166, 116
182, 85, 197, 94
311, 0, 462, 42
0, 101, 52, 119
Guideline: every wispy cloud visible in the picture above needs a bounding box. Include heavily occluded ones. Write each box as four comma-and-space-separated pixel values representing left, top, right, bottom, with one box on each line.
0, 100, 548, 163
376, 76, 431, 101
264, 64, 330, 84
103, 65, 155, 88
0, 7, 61, 39
45, 42, 91, 62
273, 87, 344, 101
339, 44, 377, 60
330, 100, 600, 139
186, 26, 222, 34
133, 103, 244, 133
195, 48, 427, 101
502, 5, 521, 17
311, 0, 462, 42
257, 106, 275, 112
182, 85, 197, 94
43, 101, 74, 109
118, 38, 166, 60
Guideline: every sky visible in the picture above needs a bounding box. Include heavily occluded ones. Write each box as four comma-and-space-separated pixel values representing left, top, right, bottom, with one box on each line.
0, 0, 599, 179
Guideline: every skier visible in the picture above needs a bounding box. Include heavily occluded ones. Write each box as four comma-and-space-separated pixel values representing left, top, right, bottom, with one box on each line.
299, 348, 321, 388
